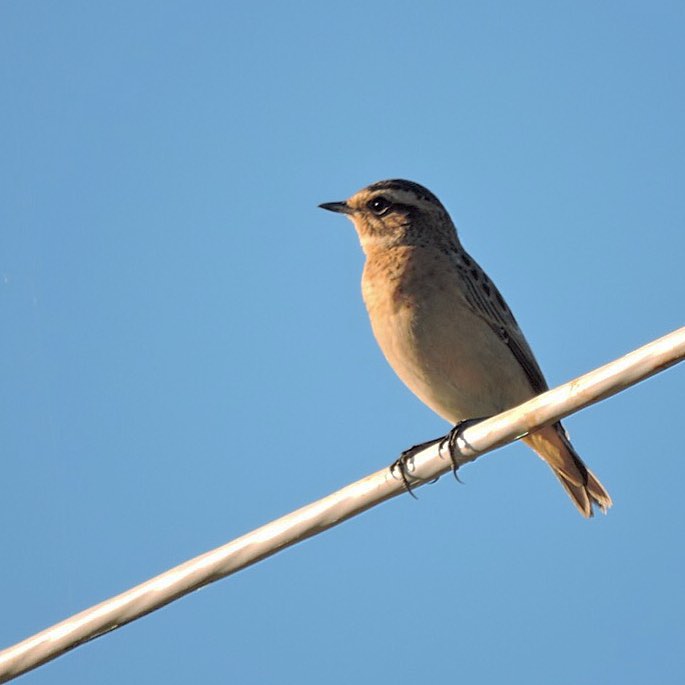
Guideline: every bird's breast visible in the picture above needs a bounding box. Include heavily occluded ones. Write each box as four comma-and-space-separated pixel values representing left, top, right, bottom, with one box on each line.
361, 247, 534, 423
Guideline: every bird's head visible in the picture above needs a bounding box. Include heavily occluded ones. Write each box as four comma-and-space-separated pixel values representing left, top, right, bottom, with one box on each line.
319, 179, 458, 253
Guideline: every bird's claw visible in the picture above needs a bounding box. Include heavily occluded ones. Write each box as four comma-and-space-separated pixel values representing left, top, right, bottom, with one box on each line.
393, 418, 489, 494
441, 417, 491, 482
391, 437, 443, 498
391, 453, 419, 499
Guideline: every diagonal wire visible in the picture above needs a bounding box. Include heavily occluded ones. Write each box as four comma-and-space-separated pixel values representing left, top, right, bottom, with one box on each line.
0, 326, 684, 683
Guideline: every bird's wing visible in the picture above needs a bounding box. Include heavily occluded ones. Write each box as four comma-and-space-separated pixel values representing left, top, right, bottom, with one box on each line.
455, 253, 548, 395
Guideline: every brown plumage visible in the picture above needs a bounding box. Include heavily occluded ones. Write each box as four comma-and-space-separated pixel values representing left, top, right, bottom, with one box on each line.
321, 179, 611, 517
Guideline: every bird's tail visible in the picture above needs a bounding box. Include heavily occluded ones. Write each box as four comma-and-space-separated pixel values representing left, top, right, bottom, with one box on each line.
522, 422, 612, 518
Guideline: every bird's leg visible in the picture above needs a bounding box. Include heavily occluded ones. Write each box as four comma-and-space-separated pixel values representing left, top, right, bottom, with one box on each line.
391, 437, 444, 498
392, 417, 492, 495
439, 417, 492, 481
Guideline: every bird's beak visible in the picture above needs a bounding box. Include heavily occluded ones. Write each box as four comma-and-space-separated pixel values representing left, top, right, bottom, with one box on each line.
318, 201, 352, 215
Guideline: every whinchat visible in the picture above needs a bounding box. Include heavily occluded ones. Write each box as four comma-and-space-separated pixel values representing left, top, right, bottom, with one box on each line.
320, 179, 611, 518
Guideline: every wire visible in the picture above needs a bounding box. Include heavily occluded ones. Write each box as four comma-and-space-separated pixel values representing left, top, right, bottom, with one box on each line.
1, 326, 683, 683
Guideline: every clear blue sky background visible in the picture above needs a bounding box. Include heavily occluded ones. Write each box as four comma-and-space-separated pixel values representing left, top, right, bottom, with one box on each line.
2, 2, 684, 683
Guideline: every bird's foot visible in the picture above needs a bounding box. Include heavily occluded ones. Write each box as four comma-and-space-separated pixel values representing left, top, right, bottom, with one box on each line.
439, 417, 491, 481
392, 418, 491, 495
391, 437, 443, 498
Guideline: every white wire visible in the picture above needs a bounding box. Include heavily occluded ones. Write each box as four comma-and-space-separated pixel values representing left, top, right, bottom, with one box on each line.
1, 326, 684, 683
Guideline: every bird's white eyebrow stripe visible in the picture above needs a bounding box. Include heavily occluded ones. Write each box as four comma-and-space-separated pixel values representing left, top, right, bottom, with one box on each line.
367, 188, 440, 210
365, 179, 442, 206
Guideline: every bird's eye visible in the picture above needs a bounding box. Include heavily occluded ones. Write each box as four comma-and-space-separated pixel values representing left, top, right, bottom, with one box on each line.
368, 196, 391, 216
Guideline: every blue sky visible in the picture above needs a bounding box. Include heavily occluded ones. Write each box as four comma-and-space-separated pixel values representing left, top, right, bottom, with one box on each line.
2, 2, 684, 683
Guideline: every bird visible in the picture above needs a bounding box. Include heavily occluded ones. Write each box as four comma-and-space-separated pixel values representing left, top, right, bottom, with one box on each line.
319, 179, 611, 517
